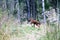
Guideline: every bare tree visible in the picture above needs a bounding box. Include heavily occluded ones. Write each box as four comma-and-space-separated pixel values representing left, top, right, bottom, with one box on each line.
26, 0, 31, 20
15, 0, 20, 22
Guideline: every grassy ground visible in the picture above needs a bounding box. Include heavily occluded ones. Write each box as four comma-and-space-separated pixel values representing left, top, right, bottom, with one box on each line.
0, 19, 60, 40
0, 10, 60, 40
0, 20, 46, 40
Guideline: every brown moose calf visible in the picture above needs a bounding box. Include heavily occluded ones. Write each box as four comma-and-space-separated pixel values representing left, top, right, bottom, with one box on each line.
28, 18, 41, 27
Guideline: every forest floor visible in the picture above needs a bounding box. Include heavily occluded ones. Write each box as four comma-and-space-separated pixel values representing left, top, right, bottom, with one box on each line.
0, 20, 47, 40
0, 19, 60, 40
0, 11, 60, 40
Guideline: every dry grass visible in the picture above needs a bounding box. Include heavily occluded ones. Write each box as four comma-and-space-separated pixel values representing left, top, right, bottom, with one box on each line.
0, 16, 60, 40
0, 10, 60, 40
0, 29, 10, 40
0, 18, 47, 40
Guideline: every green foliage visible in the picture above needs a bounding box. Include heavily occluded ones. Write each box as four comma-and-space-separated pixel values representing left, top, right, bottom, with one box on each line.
45, 0, 51, 10
0, 19, 60, 40
13, 9, 17, 17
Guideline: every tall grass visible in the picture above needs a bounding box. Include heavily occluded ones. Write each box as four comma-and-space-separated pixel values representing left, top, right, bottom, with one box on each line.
1, 19, 60, 40
0, 8, 60, 40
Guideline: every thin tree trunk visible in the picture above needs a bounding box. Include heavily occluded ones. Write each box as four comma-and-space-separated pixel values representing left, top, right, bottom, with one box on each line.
10, 0, 14, 14
16, 0, 20, 23
2, 0, 7, 11
29, 0, 37, 20
32, 0, 36, 20
26, 0, 31, 20
42, 0, 46, 24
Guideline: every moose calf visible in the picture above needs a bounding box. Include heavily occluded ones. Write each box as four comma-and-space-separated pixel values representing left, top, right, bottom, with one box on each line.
28, 18, 41, 27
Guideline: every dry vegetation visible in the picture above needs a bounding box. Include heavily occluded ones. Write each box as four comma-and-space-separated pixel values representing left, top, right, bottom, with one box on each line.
0, 10, 60, 40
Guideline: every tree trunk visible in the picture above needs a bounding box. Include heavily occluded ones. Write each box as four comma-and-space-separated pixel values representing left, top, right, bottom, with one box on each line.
29, 0, 37, 20
2, 0, 7, 11
42, 0, 46, 24
15, 0, 20, 22
26, 0, 31, 20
